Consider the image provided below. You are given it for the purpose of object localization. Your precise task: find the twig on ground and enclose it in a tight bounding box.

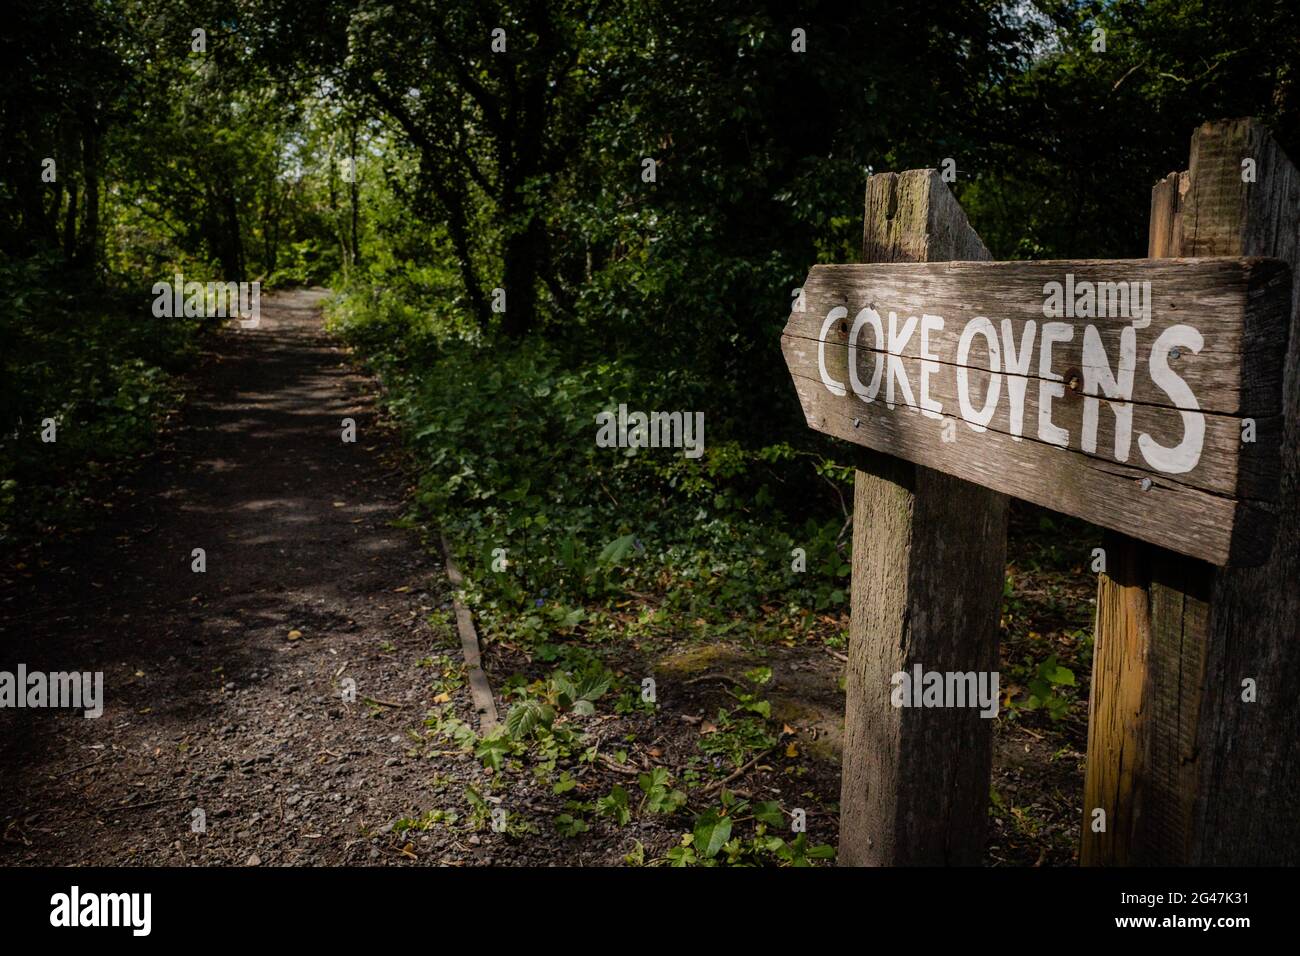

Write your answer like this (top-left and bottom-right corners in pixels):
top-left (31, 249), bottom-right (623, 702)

top-left (51, 755), bottom-right (107, 779)
top-left (684, 673), bottom-right (742, 686)
top-left (703, 745), bottom-right (779, 795)
top-left (599, 756), bottom-right (642, 776)
top-left (362, 696), bottom-right (408, 708)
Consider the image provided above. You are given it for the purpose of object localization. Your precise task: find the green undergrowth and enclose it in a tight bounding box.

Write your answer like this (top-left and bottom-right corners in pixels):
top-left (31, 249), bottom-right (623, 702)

top-left (1000, 508), bottom-right (1098, 728)
top-left (327, 282), bottom-right (849, 865)
top-left (325, 282), bottom-right (854, 650)
top-left (0, 255), bottom-right (199, 548)
top-left (412, 638), bottom-right (835, 866)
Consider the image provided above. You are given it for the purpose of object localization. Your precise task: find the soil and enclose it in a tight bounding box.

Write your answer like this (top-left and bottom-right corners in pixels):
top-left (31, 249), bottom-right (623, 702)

top-left (0, 290), bottom-right (1083, 866)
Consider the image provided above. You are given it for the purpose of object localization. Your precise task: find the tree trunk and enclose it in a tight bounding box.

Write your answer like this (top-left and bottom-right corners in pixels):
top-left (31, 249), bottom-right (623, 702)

top-left (349, 116), bottom-right (361, 269)
top-left (62, 179), bottom-right (78, 261)
top-left (500, 219), bottom-right (542, 337)
top-left (74, 123), bottom-right (100, 268)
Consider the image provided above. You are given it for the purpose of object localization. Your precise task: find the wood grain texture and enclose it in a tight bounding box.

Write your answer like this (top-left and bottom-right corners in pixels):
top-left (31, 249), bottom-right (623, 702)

top-left (837, 169), bottom-right (1007, 866)
top-left (784, 258), bottom-right (1289, 416)
top-left (1085, 118), bottom-right (1300, 865)
top-left (780, 257), bottom-right (1291, 565)
top-left (783, 351), bottom-right (1281, 499)
top-left (784, 360), bottom-right (1276, 567)
top-left (1082, 529), bottom-right (1154, 864)
top-left (1186, 118), bottom-right (1300, 864)
top-left (1148, 171), bottom-right (1189, 258)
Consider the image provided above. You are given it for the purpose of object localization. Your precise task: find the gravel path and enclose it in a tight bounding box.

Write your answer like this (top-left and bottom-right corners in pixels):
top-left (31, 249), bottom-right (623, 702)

top-left (0, 290), bottom-right (487, 865)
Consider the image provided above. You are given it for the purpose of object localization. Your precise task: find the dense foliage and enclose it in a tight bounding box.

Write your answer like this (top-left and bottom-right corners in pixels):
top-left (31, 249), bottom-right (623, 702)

top-left (3, 0), bottom-right (1295, 607)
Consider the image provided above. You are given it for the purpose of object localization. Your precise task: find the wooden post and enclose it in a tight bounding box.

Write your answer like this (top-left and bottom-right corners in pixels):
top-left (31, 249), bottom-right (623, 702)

top-left (838, 170), bottom-right (1008, 865)
top-left (1083, 118), bottom-right (1300, 864)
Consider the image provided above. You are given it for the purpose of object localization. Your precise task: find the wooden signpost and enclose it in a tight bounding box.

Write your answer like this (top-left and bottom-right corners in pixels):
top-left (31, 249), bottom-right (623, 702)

top-left (783, 257), bottom-right (1289, 565)
top-left (783, 118), bottom-right (1299, 865)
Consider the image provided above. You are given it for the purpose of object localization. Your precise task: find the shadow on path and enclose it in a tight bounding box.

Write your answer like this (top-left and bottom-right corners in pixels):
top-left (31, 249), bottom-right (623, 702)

top-left (0, 289), bottom-right (480, 865)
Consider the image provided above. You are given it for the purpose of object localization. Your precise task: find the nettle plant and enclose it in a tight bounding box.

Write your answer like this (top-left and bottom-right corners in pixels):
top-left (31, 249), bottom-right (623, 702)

top-left (503, 665), bottom-right (614, 737)
top-left (458, 654), bottom-right (621, 774)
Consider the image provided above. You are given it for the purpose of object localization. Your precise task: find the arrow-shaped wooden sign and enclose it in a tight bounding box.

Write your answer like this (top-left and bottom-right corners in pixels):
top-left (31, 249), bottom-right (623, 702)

top-left (781, 256), bottom-right (1291, 565)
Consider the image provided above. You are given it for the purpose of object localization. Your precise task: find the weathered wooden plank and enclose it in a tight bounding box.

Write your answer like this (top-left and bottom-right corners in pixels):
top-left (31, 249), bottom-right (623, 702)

top-left (783, 339), bottom-right (1282, 500)
top-left (1084, 168), bottom-right (1189, 866)
top-left (1085, 117), bottom-right (1300, 865)
top-left (787, 365), bottom-right (1271, 566)
top-left (440, 532), bottom-right (499, 731)
top-left (780, 257), bottom-right (1291, 565)
top-left (1147, 171), bottom-right (1188, 259)
top-left (783, 258), bottom-right (1290, 416)
top-left (838, 169), bottom-right (1007, 866)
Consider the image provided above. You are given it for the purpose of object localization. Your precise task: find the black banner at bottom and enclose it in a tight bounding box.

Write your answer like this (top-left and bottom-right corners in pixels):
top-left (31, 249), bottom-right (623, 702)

top-left (0, 865), bottom-right (1284, 941)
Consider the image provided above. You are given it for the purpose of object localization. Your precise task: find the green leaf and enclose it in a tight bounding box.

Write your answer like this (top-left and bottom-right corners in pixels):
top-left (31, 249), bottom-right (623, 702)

top-left (574, 669), bottom-right (612, 701)
top-left (474, 729), bottom-right (511, 771)
top-left (1047, 664), bottom-right (1075, 686)
top-left (693, 810), bottom-right (733, 859)
top-left (554, 813), bottom-right (588, 837)
top-left (505, 699), bottom-right (554, 739)
top-left (595, 785), bottom-right (631, 826)
top-left (596, 534), bottom-right (637, 567)
top-left (666, 844), bottom-right (696, 867)
top-left (548, 671), bottom-right (578, 707)
top-left (752, 801), bottom-right (785, 827)
top-left (638, 767), bottom-right (670, 794)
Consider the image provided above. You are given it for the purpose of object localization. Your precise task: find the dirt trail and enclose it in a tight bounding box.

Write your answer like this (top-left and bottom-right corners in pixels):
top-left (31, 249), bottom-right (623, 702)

top-left (0, 290), bottom-right (481, 865)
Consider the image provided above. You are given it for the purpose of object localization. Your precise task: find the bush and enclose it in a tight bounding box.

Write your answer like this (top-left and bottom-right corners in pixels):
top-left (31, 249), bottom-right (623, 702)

top-left (0, 254), bottom-right (197, 546)
top-left (326, 281), bottom-right (852, 646)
